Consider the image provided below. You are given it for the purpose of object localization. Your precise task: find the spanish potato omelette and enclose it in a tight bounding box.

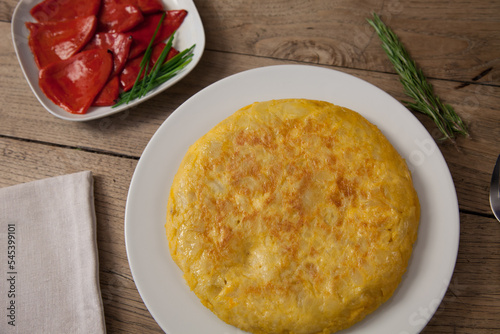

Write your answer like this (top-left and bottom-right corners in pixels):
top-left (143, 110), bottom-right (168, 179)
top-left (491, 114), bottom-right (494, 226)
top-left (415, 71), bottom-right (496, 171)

top-left (165, 99), bottom-right (420, 334)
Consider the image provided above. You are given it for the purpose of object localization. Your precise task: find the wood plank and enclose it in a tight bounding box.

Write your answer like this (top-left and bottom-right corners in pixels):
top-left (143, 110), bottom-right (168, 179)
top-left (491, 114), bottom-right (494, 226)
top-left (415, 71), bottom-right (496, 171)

top-left (2, 18), bottom-right (499, 215)
top-left (193, 0), bottom-right (500, 84)
top-left (1, 137), bottom-right (498, 333)
top-left (0, 136), bottom-right (163, 333)
top-left (422, 212), bottom-right (500, 333)
top-left (0, 0), bottom-right (15, 22)
top-left (2, 0), bottom-right (499, 83)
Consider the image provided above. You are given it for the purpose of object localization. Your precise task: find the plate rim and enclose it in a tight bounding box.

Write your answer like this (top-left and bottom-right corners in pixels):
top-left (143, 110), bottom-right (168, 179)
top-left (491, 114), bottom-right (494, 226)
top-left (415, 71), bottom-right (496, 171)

top-left (125, 64), bottom-right (460, 334)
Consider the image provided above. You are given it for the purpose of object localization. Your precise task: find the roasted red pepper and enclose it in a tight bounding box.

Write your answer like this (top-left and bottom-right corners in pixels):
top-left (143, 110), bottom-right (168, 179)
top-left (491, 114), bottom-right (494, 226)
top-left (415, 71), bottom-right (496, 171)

top-left (119, 56), bottom-right (142, 92)
top-left (155, 10), bottom-right (187, 44)
top-left (29, 0), bottom-right (100, 22)
top-left (93, 75), bottom-right (120, 106)
top-left (98, 0), bottom-right (143, 33)
top-left (128, 10), bottom-right (187, 59)
top-left (151, 42), bottom-right (179, 64)
top-left (135, 0), bottom-right (164, 14)
top-left (84, 32), bottom-right (132, 77)
top-left (26, 15), bottom-right (97, 69)
top-left (119, 43), bottom-right (179, 92)
top-left (39, 49), bottom-right (113, 114)
top-left (27, 0), bottom-right (188, 114)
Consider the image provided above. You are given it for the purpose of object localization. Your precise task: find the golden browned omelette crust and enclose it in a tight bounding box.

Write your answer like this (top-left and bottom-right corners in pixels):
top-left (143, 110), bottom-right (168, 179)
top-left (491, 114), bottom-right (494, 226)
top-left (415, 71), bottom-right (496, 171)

top-left (166, 99), bottom-right (420, 334)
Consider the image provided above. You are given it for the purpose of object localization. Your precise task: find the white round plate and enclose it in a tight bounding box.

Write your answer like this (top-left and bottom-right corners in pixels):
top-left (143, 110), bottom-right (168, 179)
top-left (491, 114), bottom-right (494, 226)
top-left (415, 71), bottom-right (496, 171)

top-left (125, 64), bottom-right (460, 334)
top-left (11, 0), bottom-right (205, 121)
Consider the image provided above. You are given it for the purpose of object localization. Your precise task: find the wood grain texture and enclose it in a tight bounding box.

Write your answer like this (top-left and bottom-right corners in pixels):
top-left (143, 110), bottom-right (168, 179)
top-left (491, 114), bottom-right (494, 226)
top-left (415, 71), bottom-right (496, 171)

top-left (0, 137), bottom-right (161, 333)
top-left (1, 138), bottom-right (498, 334)
top-left (1, 0), bottom-right (499, 332)
top-left (194, 0), bottom-right (500, 84)
top-left (1, 18), bottom-right (498, 215)
top-left (423, 212), bottom-right (500, 334)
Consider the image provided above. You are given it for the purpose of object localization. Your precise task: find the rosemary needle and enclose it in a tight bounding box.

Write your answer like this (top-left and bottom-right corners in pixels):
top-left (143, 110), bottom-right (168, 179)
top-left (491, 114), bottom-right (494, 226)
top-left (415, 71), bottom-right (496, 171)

top-left (367, 13), bottom-right (469, 141)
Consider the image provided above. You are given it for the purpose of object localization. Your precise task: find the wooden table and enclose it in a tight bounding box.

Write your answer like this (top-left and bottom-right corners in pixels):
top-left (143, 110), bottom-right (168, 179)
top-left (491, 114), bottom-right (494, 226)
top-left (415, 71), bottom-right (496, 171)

top-left (1, 0), bottom-right (499, 333)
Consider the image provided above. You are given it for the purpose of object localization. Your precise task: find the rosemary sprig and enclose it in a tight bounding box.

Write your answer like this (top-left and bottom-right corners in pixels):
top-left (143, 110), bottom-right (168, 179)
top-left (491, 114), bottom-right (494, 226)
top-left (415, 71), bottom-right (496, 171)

top-left (367, 13), bottom-right (469, 141)
top-left (113, 12), bottom-right (195, 107)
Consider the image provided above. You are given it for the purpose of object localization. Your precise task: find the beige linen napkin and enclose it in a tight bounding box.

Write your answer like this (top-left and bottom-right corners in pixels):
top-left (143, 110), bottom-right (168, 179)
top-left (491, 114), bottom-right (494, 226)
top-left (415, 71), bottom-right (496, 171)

top-left (0, 171), bottom-right (106, 333)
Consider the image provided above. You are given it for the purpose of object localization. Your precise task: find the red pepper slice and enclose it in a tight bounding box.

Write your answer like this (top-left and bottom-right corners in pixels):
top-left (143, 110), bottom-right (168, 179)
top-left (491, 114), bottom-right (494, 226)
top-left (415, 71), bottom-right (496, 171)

top-left (135, 0), bottom-right (164, 14)
top-left (150, 43), bottom-right (179, 64)
top-left (26, 15), bottom-right (97, 69)
top-left (93, 75), bottom-right (120, 106)
top-left (119, 56), bottom-right (142, 92)
top-left (29, 0), bottom-right (100, 22)
top-left (39, 49), bottom-right (113, 114)
top-left (98, 0), bottom-right (143, 33)
top-left (119, 43), bottom-right (179, 92)
top-left (155, 10), bottom-right (188, 44)
top-left (84, 32), bottom-right (132, 77)
top-left (128, 10), bottom-right (187, 59)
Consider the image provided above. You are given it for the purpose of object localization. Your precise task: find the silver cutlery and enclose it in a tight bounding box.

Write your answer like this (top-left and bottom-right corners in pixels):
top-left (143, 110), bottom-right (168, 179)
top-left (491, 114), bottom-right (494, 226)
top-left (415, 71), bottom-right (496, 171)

top-left (490, 154), bottom-right (500, 222)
